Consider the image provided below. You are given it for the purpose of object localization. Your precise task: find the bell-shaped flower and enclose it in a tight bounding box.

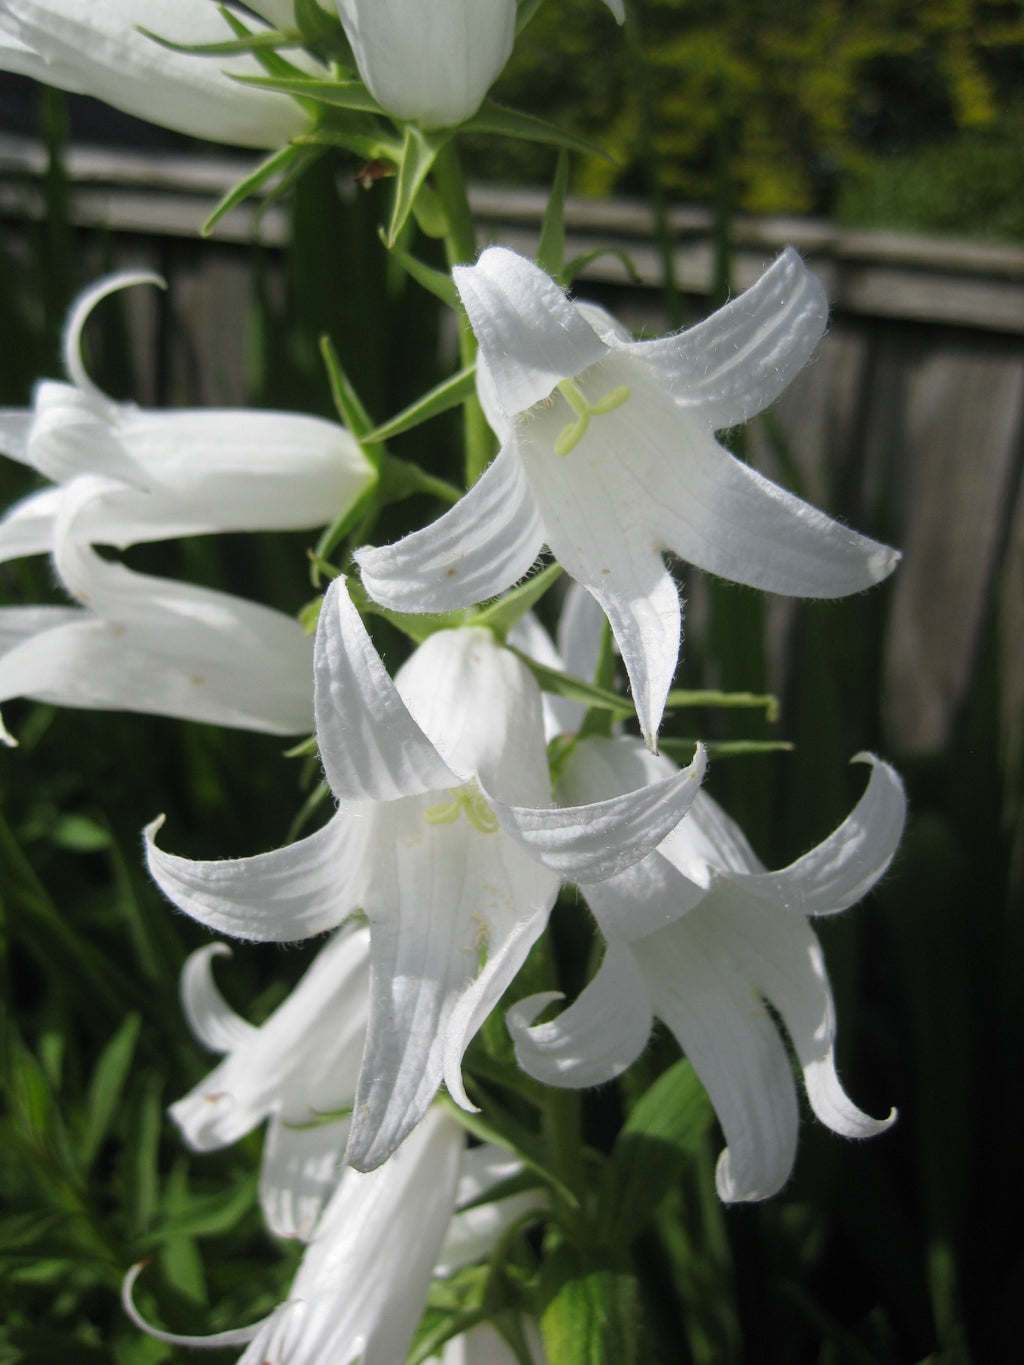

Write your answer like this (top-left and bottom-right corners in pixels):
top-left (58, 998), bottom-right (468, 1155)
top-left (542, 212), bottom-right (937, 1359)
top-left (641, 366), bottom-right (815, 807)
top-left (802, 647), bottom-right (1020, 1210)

top-left (334, 0), bottom-right (624, 129)
top-left (170, 924), bottom-right (371, 1241)
top-left (508, 744), bottom-right (906, 1202)
top-left (0, 0), bottom-right (317, 148)
top-left (334, 0), bottom-right (515, 128)
top-left (126, 1105), bottom-right (547, 1365)
top-left (356, 246), bottom-right (900, 748)
top-left (146, 575), bottom-right (706, 1170)
top-left (0, 476), bottom-right (314, 742)
top-left (0, 275), bottom-right (375, 567)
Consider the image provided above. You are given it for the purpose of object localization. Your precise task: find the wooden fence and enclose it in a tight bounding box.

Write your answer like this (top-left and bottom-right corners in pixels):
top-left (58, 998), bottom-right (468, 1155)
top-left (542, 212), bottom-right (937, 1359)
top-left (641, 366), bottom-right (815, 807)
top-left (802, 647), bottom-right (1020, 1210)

top-left (1, 134), bottom-right (1022, 763)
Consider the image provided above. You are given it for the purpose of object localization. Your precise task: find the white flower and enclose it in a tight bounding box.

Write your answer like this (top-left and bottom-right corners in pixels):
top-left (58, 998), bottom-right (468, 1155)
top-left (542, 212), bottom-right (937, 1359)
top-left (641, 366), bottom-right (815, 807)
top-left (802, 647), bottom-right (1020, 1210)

top-left (507, 744), bottom-right (907, 1202)
top-left (170, 924), bottom-right (371, 1241)
top-left (356, 246), bottom-right (900, 748)
top-left (0, 0), bottom-right (315, 148)
top-left (126, 1107), bottom-right (545, 1365)
top-left (0, 477), bottom-right (315, 742)
top-left (146, 575), bottom-right (706, 1170)
top-left (333, 0), bottom-right (515, 127)
top-left (0, 275), bottom-right (375, 567)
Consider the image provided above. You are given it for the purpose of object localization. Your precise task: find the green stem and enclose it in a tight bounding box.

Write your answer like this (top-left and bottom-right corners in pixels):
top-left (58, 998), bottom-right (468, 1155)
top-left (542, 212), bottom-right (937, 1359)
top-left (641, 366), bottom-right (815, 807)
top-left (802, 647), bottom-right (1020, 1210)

top-left (432, 141), bottom-right (494, 486)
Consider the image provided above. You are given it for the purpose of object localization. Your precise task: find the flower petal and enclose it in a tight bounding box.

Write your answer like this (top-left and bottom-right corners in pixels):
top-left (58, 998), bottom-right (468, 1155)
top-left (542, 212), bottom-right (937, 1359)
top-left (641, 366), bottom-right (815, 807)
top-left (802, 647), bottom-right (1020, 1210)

top-left (346, 805), bottom-right (558, 1170)
top-left (246, 1108), bottom-right (464, 1365)
top-left (0, 408), bottom-right (33, 465)
top-left (624, 247), bottom-right (828, 430)
top-left (740, 905), bottom-right (896, 1141)
top-left (313, 577), bottom-right (459, 803)
top-left (486, 742), bottom-right (705, 882)
top-left (260, 1114), bottom-right (349, 1241)
top-left (62, 272), bottom-right (163, 401)
top-left (355, 439), bottom-right (545, 613)
top-left (634, 908), bottom-right (800, 1202)
top-left (395, 625), bottom-right (551, 805)
top-left (651, 418), bottom-right (900, 596)
top-left (0, 487), bottom-right (62, 564)
top-left (507, 943), bottom-right (653, 1088)
top-left (146, 811), bottom-right (366, 943)
top-left (179, 943), bottom-right (256, 1054)
top-left (454, 247), bottom-right (608, 415)
top-left (744, 755), bottom-right (906, 915)
top-left (0, 0), bottom-right (313, 149)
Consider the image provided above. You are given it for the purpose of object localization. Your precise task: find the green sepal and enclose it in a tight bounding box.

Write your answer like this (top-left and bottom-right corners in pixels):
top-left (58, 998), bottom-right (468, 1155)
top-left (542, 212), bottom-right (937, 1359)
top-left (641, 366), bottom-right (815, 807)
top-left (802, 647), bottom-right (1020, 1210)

top-left (388, 125), bottom-right (452, 247)
top-left (362, 365), bottom-right (477, 444)
top-left (201, 143), bottom-right (320, 237)
top-left (538, 151), bottom-right (570, 281)
top-left (474, 563), bottom-right (564, 638)
top-left (601, 1058), bottom-right (714, 1244)
top-left (214, 4), bottom-right (311, 80)
top-left (293, 0), bottom-right (353, 62)
top-left (664, 687), bottom-right (780, 721)
top-left (292, 125), bottom-right (402, 162)
top-left (135, 27), bottom-right (303, 57)
top-left (229, 73), bottom-right (384, 115)
top-left (507, 649), bottom-right (634, 718)
top-left (464, 101), bottom-right (613, 162)
top-left (382, 232), bottom-right (459, 307)
top-left (282, 733), bottom-right (318, 758)
top-left (319, 335), bottom-right (377, 440)
top-left (409, 179), bottom-right (447, 238)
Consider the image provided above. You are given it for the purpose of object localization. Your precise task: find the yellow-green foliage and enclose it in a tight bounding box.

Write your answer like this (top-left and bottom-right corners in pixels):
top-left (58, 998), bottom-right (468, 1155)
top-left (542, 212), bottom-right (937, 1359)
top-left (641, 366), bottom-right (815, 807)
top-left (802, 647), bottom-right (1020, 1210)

top-left (491, 0), bottom-right (1023, 220)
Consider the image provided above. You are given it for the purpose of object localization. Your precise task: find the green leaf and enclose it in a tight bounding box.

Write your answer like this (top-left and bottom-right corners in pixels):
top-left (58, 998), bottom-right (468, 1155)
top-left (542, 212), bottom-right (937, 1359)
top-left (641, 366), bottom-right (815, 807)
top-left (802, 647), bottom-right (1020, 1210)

top-left (229, 74), bottom-right (384, 114)
top-left (538, 151), bottom-right (570, 280)
top-left (351, 576), bottom-right (474, 644)
top-left (602, 1059), bottom-right (713, 1242)
top-left (201, 143), bottom-right (317, 237)
top-left (664, 687), bottom-right (780, 721)
top-left (660, 737), bottom-right (793, 761)
top-left (135, 27), bottom-right (302, 58)
top-left (388, 125), bottom-right (451, 247)
top-left (79, 1013), bottom-right (142, 1172)
top-left (464, 101), bottom-right (613, 162)
top-left (318, 335), bottom-right (376, 441)
top-left (362, 366), bottom-right (477, 444)
top-left (564, 247), bottom-right (641, 286)
top-left (516, 0), bottom-right (548, 36)
top-left (382, 233), bottom-right (459, 307)
top-left (144, 1173), bottom-right (257, 1246)
top-left (214, 4), bottom-right (309, 80)
top-left (540, 1243), bottom-right (643, 1365)
top-left (474, 563), bottom-right (564, 638)
top-left (47, 814), bottom-right (111, 853)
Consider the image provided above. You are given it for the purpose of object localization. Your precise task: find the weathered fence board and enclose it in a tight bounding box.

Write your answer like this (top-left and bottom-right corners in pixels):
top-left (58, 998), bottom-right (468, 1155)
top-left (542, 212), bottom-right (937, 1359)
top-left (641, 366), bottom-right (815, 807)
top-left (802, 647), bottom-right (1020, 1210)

top-left (2, 135), bottom-right (1021, 760)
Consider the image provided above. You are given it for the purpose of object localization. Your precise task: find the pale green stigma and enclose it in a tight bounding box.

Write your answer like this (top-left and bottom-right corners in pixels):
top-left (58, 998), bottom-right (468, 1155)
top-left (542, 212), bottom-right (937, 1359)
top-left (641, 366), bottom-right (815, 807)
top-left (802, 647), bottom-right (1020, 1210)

top-left (553, 377), bottom-right (632, 457)
top-left (424, 783), bottom-right (499, 834)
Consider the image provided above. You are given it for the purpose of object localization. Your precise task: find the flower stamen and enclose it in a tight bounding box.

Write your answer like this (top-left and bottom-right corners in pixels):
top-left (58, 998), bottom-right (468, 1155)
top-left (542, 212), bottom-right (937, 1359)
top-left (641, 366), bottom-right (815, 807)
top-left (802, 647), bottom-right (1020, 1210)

top-left (424, 783), bottom-right (498, 834)
top-left (553, 378), bottom-right (632, 457)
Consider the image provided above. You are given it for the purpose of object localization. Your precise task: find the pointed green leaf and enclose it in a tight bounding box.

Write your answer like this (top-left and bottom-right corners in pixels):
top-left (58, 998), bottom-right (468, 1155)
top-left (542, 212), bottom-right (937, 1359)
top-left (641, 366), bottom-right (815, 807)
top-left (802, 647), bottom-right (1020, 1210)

top-left (379, 232), bottom-right (458, 307)
top-left (665, 688), bottom-right (780, 721)
top-left (602, 1059), bottom-right (713, 1242)
top-left (388, 125), bottom-right (451, 247)
top-left (318, 335), bottom-right (376, 441)
top-left (79, 1013), bottom-right (142, 1172)
top-left (201, 143), bottom-right (315, 237)
top-left (564, 247), bottom-right (641, 286)
top-left (294, 0), bottom-right (353, 61)
top-left (540, 1243), bottom-right (643, 1365)
top-left (464, 101), bottom-right (613, 162)
top-left (538, 151), bottom-right (570, 280)
top-left (362, 366), bottom-right (477, 444)
top-left (136, 27), bottom-right (302, 57)
top-left (506, 648), bottom-right (635, 717)
top-left (660, 737), bottom-right (793, 762)
top-left (215, 3), bottom-right (310, 79)
top-left (229, 74), bottom-right (384, 114)
top-left (474, 563), bottom-right (564, 637)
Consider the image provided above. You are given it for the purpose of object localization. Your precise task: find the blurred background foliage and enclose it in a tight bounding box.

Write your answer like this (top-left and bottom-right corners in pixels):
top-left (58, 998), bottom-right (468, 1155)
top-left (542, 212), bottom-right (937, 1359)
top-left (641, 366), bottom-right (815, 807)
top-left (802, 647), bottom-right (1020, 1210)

top-left (487, 0), bottom-right (1024, 235)
top-left (1, 0), bottom-right (1022, 1360)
